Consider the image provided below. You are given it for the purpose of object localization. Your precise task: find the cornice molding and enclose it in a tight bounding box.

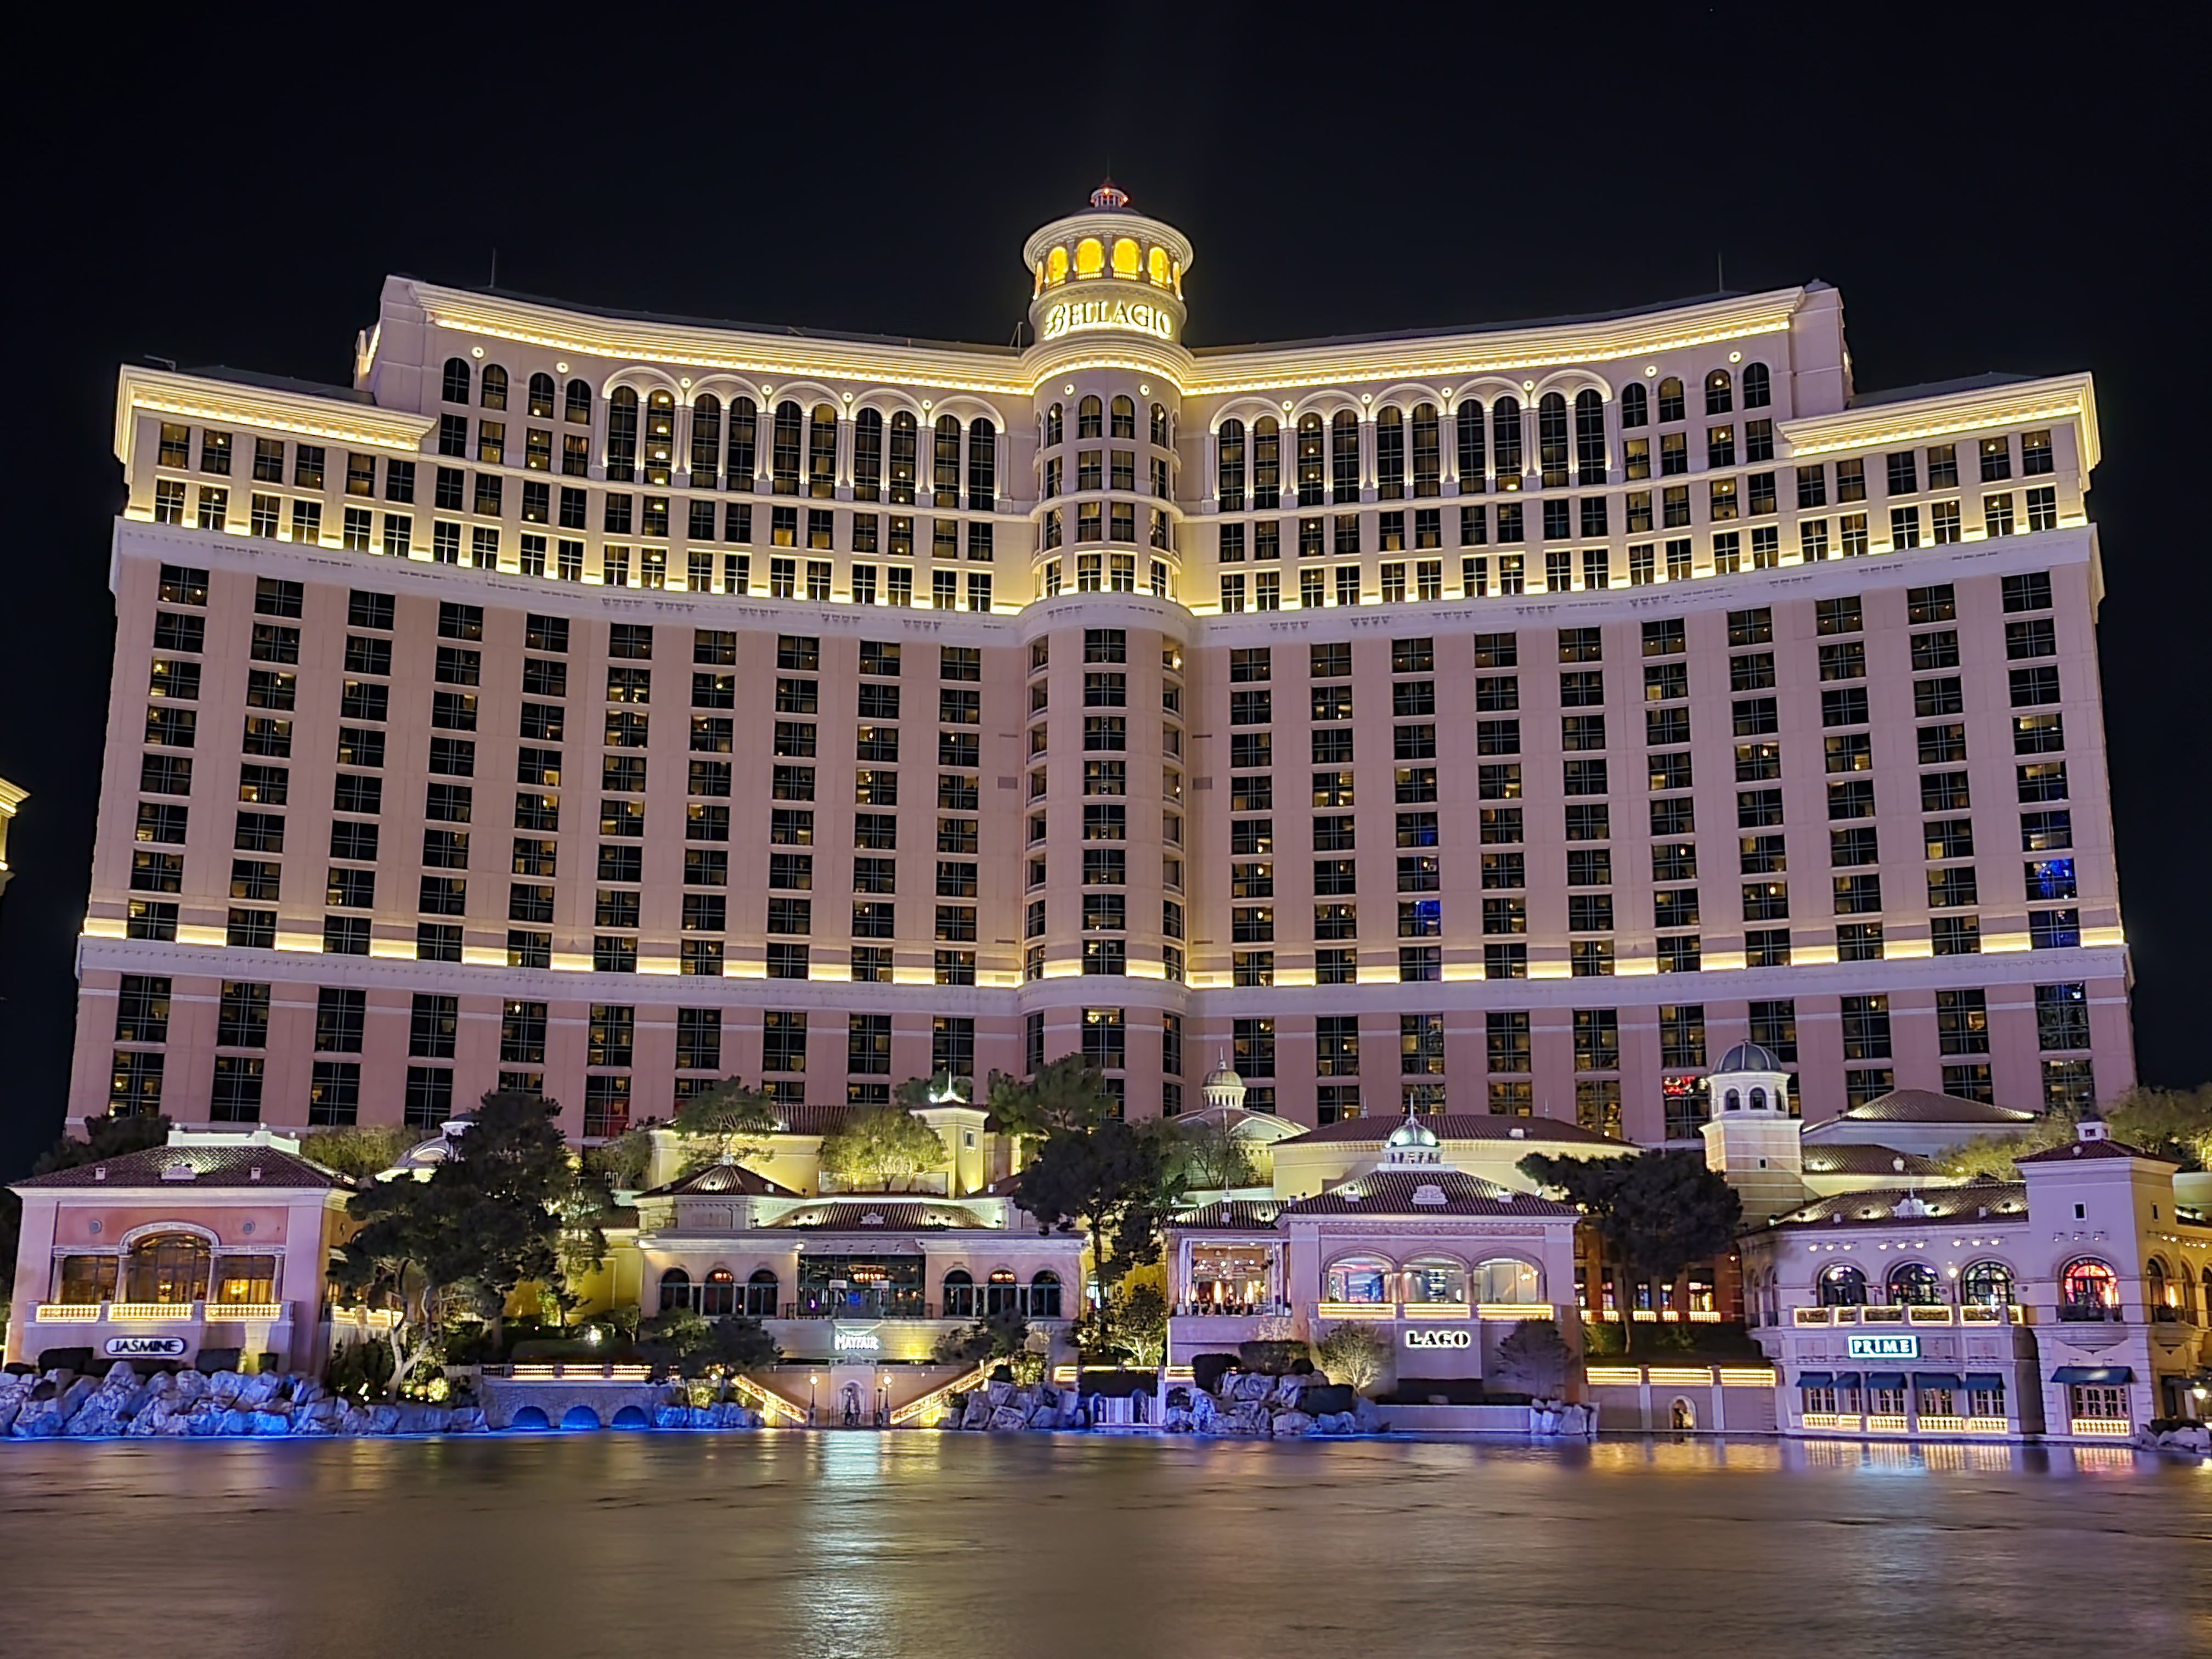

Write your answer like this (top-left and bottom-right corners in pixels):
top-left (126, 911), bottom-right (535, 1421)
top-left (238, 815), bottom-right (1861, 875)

top-left (1781, 374), bottom-right (2099, 467)
top-left (114, 366), bottom-right (436, 471)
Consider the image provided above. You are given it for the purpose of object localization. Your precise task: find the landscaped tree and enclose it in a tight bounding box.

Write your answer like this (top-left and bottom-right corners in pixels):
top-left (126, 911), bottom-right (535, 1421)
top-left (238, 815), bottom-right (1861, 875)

top-left (1111, 1278), bottom-right (1170, 1367)
top-left (1313, 1321), bottom-right (1391, 1392)
top-left (670, 1078), bottom-right (778, 1172)
top-left (2108, 1084), bottom-right (2212, 1170)
top-left (1935, 1115), bottom-right (2075, 1179)
top-left (933, 1308), bottom-right (1031, 1366)
top-left (1010, 1102), bottom-right (1184, 1356)
top-left (1517, 1149), bottom-right (1743, 1353)
top-left (818, 1104), bottom-right (947, 1191)
top-left (1164, 1116), bottom-right (1260, 1192)
top-left (986, 1054), bottom-right (1119, 1142)
top-left (301, 1124), bottom-right (415, 1178)
top-left (334, 1091), bottom-right (578, 1393)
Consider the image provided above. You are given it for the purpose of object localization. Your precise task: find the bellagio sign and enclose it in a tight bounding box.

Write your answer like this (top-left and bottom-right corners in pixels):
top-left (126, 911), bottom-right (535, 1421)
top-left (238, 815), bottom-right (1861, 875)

top-left (1041, 296), bottom-right (1175, 343)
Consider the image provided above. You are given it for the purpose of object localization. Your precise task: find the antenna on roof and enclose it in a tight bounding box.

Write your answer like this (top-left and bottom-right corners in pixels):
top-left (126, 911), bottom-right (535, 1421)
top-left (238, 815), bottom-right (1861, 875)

top-left (489, 249), bottom-right (498, 290)
top-left (1716, 250), bottom-right (1724, 292)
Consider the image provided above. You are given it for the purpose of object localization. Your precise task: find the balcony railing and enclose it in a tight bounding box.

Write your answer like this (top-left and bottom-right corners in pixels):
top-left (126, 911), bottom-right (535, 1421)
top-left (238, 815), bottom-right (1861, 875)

top-left (33, 1300), bottom-right (289, 1324)
top-left (1172, 1300), bottom-right (1290, 1318)
top-left (1793, 1303), bottom-right (2022, 1327)
top-left (1311, 1301), bottom-right (1557, 1323)
top-left (2069, 1417), bottom-right (2132, 1436)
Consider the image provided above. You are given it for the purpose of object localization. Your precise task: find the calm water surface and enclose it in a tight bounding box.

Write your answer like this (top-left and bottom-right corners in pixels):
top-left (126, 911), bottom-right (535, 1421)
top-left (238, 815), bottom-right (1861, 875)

top-left (2, 1434), bottom-right (2206, 1658)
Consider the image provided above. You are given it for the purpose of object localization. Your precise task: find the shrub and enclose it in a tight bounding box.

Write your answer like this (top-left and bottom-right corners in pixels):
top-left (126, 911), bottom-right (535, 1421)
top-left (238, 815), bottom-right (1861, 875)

top-left (1237, 1339), bottom-right (1308, 1376)
top-left (1580, 1317), bottom-right (1627, 1357)
top-left (1312, 1322), bottom-right (1391, 1393)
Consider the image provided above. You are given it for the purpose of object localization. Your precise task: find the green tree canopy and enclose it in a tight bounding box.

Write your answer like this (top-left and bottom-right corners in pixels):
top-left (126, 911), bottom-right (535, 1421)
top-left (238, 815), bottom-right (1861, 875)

top-left (818, 1106), bottom-right (947, 1191)
top-left (1936, 1086), bottom-right (2212, 1178)
top-left (670, 1079), bottom-right (778, 1172)
top-left (1517, 1149), bottom-right (1743, 1352)
top-left (300, 1124), bottom-right (415, 1179)
top-left (1011, 1116), bottom-right (1183, 1350)
top-left (986, 1054), bottom-right (1118, 1141)
top-left (1161, 1116), bottom-right (1260, 1192)
top-left (334, 1092), bottom-right (577, 1393)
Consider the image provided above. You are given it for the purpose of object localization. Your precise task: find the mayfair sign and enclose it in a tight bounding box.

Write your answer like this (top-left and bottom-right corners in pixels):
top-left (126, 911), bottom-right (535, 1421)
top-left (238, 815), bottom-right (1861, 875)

top-left (1402, 1328), bottom-right (1472, 1350)
top-left (832, 1325), bottom-right (882, 1353)
top-left (1845, 1333), bottom-right (1919, 1360)
top-left (1041, 295), bottom-right (1175, 343)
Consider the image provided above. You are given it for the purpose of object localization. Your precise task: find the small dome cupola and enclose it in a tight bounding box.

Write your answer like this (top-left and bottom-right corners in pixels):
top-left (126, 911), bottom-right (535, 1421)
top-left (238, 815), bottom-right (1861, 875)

top-left (1200, 1054), bottom-right (1246, 1113)
top-left (1708, 1040), bottom-right (1792, 1115)
top-left (1380, 1109), bottom-right (1446, 1168)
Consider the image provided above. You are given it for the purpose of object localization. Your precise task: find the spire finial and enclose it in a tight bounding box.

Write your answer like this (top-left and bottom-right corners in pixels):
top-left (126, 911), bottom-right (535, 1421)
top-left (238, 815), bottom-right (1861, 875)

top-left (1090, 178), bottom-right (1129, 210)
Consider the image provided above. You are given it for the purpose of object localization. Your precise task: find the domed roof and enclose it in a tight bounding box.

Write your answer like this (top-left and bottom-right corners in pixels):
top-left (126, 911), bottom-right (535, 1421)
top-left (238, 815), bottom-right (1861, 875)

top-left (1715, 1041), bottom-right (1786, 1074)
top-left (1201, 1058), bottom-right (1243, 1090)
top-left (1384, 1114), bottom-right (1440, 1150)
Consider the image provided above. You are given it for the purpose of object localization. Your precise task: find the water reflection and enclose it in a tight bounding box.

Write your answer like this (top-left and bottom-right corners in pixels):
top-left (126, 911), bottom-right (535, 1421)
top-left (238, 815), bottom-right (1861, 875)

top-left (0, 1436), bottom-right (2203, 1659)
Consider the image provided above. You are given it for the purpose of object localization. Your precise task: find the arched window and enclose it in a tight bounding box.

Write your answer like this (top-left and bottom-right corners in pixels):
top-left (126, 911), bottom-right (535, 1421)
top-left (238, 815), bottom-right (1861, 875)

top-left (1044, 403), bottom-right (1063, 448)
top-left (1742, 363), bottom-right (1771, 409)
top-left (1045, 246), bottom-right (1068, 286)
top-left (1251, 417), bottom-right (1280, 508)
top-left (1405, 1257), bottom-right (1469, 1304)
top-left (441, 357), bottom-right (471, 404)
top-left (744, 1268), bottom-right (779, 1318)
top-left (809, 405), bottom-right (838, 499)
top-left (212, 1254), bottom-right (276, 1305)
top-left (689, 394), bottom-right (721, 488)
top-left (1150, 403), bottom-right (1169, 447)
top-left (479, 364), bottom-right (508, 411)
top-left (125, 1234), bottom-right (209, 1304)
top-left (1473, 1257), bottom-right (1539, 1304)
top-left (1621, 382), bottom-right (1649, 428)
top-left (852, 408), bottom-right (883, 501)
top-left (888, 411), bottom-right (918, 504)
top-left (565, 378), bottom-right (592, 425)
top-left (1961, 1260), bottom-right (2015, 1307)
top-left (942, 1268), bottom-right (974, 1318)
top-left (1295, 414), bottom-right (1325, 506)
top-left (771, 401), bottom-right (803, 494)
top-left (967, 417), bottom-right (997, 509)
top-left (1078, 396), bottom-right (1103, 440)
top-left (1724, 1088), bottom-right (1742, 1111)
top-left (644, 390), bottom-right (675, 487)
top-left (1329, 410), bottom-right (1359, 501)
top-left (1147, 246), bottom-right (1169, 287)
top-left (606, 387), bottom-right (639, 483)
top-left (1110, 396), bottom-right (1136, 439)
top-left (2059, 1257), bottom-right (2117, 1318)
top-left (1656, 377), bottom-right (1685, 424)
top-left (1888, 1261), bottom-right (1942, 1305)
top-left (1748, 1087), bottom-right (1768, 1110)
top-left (1574, 389), bottom-right (1605, 487)
top-left (1491, 396), bottom-right (1523, 484)
top-left (727, 396), bottom-right (758, 488)
top-left (1217, 419), bottom-right (1246, 509)
top-left (1704, 369), bottom-right (1733, 416)
top-left (1455, 399), bottom-right (1486, 490)
top-left (1410, 403), bottom-right (1440, 496)
top-left (984, 1267), bottom-right (1021, 1316)
top-left (1818, 1262), bottom-right (1869, 1306)
top-left (930, 414), bottom-right (961, 505)
top-left (657, 1268), bottom-right (693, 1312)
top-left (1028, 1270), bottom-right (1062, 1318)
top-left (2146, 1257), bottom-right (2170, 1314)
top-left (1325, 1254), bottom-right (1394, 1304)
top-left (1074, 238), bottom-right (1104, 278)
top-left (527, 373), bottom-right (556, 420)
top-left (701, 1268), bottom-right (737, 1316)
top-left (1374, 407), bottom-right (1405, 499)
top-left (1111, 237), bottom-right (1139, 278)
top-left (1537, 392), bottom-right (1570, 489)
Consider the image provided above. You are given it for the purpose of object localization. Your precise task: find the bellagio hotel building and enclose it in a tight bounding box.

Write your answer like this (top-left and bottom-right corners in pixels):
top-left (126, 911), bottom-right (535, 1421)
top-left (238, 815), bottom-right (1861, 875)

top-left (81, 184), bottom-right (2128, 1145)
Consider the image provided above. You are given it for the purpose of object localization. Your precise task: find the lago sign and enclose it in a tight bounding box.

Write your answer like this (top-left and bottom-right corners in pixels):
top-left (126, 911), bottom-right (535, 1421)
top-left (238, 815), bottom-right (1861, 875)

top-left (1402, 1328), bottom-right (1473, 1350)
top-left (1845, 1333), bottom-right (1919, 1360)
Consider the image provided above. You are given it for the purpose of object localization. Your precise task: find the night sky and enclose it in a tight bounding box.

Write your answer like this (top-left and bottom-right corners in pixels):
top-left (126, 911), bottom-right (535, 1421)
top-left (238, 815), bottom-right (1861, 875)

top-left (3, 10), bottom-right (2196, 1180)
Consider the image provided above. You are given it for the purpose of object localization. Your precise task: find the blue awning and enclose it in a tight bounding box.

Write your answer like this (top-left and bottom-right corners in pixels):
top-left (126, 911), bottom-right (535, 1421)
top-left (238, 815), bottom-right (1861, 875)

top-left (1796, 1372), bottom-right (1833, 1389)
top-left (1963, 1373), bottom-right (2006, 1391)
top-left (1831, 1372), bottom-right (1863, 1389)
top-left (1914, 1372), bottom-right (1963, 1389)
top-left (2051, 1365), bottom-right (2132, 1385)
top-left (1867, 1372), bottom-right (1908, 1389)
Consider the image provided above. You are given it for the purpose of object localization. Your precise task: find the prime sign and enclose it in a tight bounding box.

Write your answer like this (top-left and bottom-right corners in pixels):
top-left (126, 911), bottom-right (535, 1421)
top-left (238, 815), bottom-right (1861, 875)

top-left (1844, 1333), bottom-right (1919, 1361)
top-left (1041, 296), bottom-right (1175, 343)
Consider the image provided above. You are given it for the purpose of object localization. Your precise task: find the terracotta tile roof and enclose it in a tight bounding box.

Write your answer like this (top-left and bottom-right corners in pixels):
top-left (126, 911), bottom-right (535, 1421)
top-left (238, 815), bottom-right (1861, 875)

top-left (1278, 1113), bottom-right (1630, 1149)
top-left (1283, 1170), bottom-right (1579, 1218)
top-left (14, 1144), bottom-right (347, 1191)
top-left (763, 1103), bottom-right (870, 1136)
top-left (1169, 1199), bottom-right (1285, 1229)
top-left (639, 1162), bottom-right (802, 1199)
top-left (2015, 1137), bottom-right (2169, 1165)
top-left (1765, 1181), bottom-right (2028, 1229)
top-left (764, 1201), bottom-right (993, 1231)
top-left (1838, 1089), bottom-right (2037, 1125)
top-left (1801, 1145), bottom-right (1949, 1177)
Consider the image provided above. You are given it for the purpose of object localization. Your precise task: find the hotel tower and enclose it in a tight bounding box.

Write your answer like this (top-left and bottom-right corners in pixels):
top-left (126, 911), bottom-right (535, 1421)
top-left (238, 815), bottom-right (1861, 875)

top-left (81, 184), bottom-right (2127, 1144)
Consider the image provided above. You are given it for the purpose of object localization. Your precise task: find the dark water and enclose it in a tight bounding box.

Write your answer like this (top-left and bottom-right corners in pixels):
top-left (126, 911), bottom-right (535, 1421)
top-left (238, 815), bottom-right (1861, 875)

top-left (1, 1435), bottom-right (2206, 1657)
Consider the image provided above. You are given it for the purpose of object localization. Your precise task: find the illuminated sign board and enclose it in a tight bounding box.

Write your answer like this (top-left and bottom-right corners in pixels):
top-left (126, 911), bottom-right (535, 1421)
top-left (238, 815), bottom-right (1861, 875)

top-left (1402, 1328), bottom-right (1472, 1350)
top-left (832, 1325), bottom-right (882, 1353)
top-left (1041, 295), bottom-right (1175, 343)
top-left (105, 1335), bottom-right (188, 1358)
top-left (1844, 1333), bottom-right (1918, 1360)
